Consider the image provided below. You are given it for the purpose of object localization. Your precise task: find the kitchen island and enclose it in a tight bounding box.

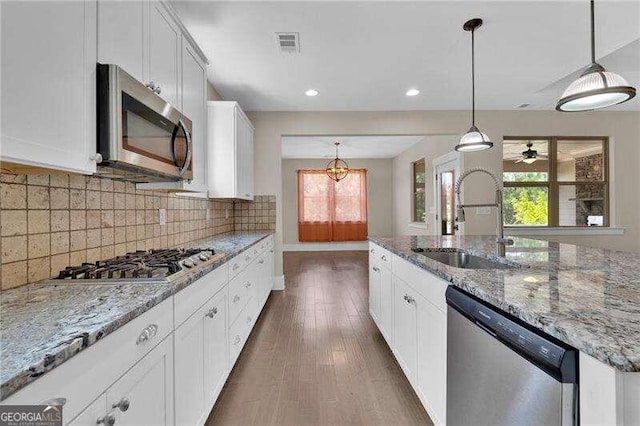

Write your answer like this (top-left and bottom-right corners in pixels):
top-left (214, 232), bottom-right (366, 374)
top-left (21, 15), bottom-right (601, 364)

top-left (368, 235), bottom-right (640, 426)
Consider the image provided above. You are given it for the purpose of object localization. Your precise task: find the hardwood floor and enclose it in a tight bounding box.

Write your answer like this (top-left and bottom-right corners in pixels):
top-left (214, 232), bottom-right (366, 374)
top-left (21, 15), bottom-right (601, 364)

top-left (206, 251), bottom-right (433, 426)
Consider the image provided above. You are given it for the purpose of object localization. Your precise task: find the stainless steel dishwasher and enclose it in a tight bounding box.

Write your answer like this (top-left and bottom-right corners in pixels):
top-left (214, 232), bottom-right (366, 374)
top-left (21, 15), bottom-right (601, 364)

top-left (446, 287), bottom-right (579, 426)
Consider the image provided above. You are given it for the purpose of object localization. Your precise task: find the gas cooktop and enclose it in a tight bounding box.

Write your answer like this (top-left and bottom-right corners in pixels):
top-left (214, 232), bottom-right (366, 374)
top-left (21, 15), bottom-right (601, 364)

top-left (55, 248), bottom-right (216, 281)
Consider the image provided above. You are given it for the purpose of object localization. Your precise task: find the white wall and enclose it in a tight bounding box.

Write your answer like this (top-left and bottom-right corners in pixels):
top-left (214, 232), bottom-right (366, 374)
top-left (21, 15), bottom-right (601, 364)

top-left (392, 135), bottom-right (459, 235)
top-left (248, 110), bottom-right (640, 276)
top-left (281, 158), bottom-right (394, 244)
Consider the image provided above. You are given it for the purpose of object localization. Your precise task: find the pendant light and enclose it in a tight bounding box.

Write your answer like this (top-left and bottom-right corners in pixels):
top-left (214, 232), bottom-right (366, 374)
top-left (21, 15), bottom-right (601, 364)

top-left (326, 142), bottom-right (349, 182)
top-left (556, 0), bottom-right (636, 112)
top-left (455, 18), bottom-right (493, 152)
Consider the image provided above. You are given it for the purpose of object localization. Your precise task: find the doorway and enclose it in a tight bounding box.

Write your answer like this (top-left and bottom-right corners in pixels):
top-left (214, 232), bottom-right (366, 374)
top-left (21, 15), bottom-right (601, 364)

top-left (433, 152), bottom-right (462, 236)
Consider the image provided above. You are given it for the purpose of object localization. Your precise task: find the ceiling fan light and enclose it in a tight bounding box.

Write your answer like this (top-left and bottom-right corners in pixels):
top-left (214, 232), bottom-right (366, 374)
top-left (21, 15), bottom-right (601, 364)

top-left (455, 126), bottom-right (493, 152)
top-left (557, 63), bottom-right (636, 112)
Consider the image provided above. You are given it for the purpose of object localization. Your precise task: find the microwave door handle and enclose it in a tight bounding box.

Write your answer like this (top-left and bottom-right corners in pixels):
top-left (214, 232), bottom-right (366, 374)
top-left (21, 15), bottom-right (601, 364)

top-left (171, 119), bottom-right (192, 177)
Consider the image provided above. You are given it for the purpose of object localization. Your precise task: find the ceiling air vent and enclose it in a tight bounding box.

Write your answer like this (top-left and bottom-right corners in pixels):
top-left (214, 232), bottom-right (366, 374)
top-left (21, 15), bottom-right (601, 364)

top-left (276, 32), bottom-right (300, 53)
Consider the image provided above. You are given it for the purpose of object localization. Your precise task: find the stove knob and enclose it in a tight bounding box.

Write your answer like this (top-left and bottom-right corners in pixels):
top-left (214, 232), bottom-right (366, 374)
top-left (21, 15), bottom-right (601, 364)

top-left (183, 259), bottom-right (195, 268)
top-left (199, 253), bottom-right (209, 261)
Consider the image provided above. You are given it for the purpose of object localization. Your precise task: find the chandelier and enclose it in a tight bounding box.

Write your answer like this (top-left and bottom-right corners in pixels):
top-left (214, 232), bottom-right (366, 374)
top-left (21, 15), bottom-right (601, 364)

top-left (326, 142), bottom-right (349, 182)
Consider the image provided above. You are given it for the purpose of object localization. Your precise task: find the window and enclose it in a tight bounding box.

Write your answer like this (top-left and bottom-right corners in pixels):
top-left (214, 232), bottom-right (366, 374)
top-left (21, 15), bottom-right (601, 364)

top-left (297, 169), bottom-right (368, 242)
top-left (502, 137), bottom-right (608, 227)
top-left (412, 159), bottom-right (426, 222)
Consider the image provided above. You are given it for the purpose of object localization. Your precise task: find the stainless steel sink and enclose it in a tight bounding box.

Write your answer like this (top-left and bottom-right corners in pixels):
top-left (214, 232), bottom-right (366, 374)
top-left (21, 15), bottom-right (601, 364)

top-left (411, 248), bottom-right (519, 270)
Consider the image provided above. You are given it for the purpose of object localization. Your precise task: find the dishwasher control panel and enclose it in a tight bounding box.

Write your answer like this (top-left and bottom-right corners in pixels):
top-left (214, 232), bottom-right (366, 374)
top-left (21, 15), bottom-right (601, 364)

top-left (446, 286), bottom-right (577, 383)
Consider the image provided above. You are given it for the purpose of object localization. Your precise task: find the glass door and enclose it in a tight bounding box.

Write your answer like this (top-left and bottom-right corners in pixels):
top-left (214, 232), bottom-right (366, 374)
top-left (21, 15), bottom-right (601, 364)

top-left (439, 170), bottom-right (456, 235)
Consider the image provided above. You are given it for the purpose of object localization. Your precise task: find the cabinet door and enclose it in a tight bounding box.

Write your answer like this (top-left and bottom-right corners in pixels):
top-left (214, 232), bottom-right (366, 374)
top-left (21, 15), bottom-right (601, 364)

top-left (68, 394), bottom-right (107, 426)
top-left (369, 261), bottom-right (381, 324)
top-left (180, 42), bottom-right (208, 192)
top-left (245, 124), bottom-right (254, 199)
top-left (148, 1), bottom-right (180, 107)
top-left (174, 307), bottom-right (207, 426)
top-left (106, 336), bottom-right (174, 426)
top-left (1, 0), bottom-right (97, 174)
top-left (417, 299), bottom-right (447, 425)
top-left (392, 276), bottom-right (418, 384)
top-left (97, 0), bottom-right (147, 83)
top-left (203, 289), bottom-right (228, 408)
top-left (379, 265), bottom-right (393, 345)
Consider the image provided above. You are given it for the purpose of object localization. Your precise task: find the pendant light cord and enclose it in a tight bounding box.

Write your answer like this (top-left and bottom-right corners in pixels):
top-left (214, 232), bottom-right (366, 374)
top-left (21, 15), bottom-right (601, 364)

top-left (471, 27), bottom-right (476, 126)
top-left (590, 0), bottom-right (596, 63)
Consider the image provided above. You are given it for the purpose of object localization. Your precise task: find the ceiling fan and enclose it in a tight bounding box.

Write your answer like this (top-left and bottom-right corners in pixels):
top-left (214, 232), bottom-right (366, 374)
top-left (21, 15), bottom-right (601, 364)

top-left (509, 142), bottom-right (549, 164)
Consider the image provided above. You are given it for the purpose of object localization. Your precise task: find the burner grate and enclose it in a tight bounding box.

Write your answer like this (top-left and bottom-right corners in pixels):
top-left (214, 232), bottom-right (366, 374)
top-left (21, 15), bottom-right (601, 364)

top-left (55, 248), bottom-right (215, 280)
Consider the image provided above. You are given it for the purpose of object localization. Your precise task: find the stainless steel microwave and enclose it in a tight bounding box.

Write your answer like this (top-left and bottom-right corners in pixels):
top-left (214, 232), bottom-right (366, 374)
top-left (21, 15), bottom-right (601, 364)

top-left (96, 64), bottom-right (193, 182)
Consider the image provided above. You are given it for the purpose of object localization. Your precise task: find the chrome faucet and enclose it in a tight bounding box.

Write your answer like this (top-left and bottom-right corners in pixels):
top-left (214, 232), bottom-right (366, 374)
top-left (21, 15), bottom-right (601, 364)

top-left (454, 167), bottom-right (514, 256)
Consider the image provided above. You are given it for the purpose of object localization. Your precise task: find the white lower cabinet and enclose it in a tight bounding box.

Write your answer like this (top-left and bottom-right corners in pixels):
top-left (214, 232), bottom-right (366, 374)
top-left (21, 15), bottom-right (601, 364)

top-left (105, 336), bottom-right (174, 426)
top-left (68, 395), bottom-right (107, 426)
top-left (379, 265), bottom-right (393, 344)
top-left (174, 287), bottom-right (228, 426)
top-left (2, 237), bottom-right (275, 426)
top-left (370, 242), bottom-right (447, 425)
top-left (392, 276), bottom-right (418, 385)
top-left (369, 260), bottom-right (381, 324)
top-left (203, 290), bottom-right (228, 409)
top-left (416, 297), bottom-right (447, 425)
top-left (174, 306), bottom-right (208, 426)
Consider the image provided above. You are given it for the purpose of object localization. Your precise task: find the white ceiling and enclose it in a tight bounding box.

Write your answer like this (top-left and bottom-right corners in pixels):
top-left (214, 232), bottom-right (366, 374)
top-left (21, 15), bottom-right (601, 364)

top-left (281, 135), bottom-right (425, 159)
top-left (172, 1), bottom-right (640, 112)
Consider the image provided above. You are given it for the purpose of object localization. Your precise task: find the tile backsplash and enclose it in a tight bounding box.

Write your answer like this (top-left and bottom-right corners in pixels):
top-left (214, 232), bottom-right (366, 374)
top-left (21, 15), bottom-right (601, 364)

top-left (0, 173), bottom-right (275, 290)
top-left (234, 195), bottom-right (276, 232)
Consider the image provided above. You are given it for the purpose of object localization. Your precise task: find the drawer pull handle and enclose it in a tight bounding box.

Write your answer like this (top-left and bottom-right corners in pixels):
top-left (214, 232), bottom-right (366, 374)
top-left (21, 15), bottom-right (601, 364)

top-left (112, 397), bottom-right (130, 412)
top-left (247, 316), bottom-right (252, 324)
top-left (233, 294), bottom-right (241, 303)
top-left (40, 398), bottom-right (66, 406)
top-left (372, 266), bottom-right (380, 272)
top-left (404, 294), bottom-right (415, 305)
top-left (233, 335), bottom-right (241, 345)
top-left (258, 259), bottom-right (265, 264)
top-left (370, 248), bottom-right (375, 253)
top-left (245, 282), bottom-right (252, 288)
top-left (381, 255), bottom-right (387, 261)
top-left (245, 255), bottom-right (251, 261)
top-left (233, 263), bottom-right (240, 271)
top-left (269, 249), bottom-right (274, 253)
top-left (205, 307), bottom-right (218, 318)
top-left (136, 324), bottom-right (158, 345)
top-left (97, 413), bottom-right (116, 426)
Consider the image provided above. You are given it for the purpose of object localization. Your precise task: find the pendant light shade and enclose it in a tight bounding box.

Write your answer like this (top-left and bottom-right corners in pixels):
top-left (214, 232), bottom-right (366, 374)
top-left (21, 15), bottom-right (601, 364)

top-left (556, 0), bottom-right (636, 112)
top-left (455, 18), bottom-right (493, 153)
top-left (458, 126), bottom-right (493, 152)
top-left (326, 142), bottom-right (349, 182)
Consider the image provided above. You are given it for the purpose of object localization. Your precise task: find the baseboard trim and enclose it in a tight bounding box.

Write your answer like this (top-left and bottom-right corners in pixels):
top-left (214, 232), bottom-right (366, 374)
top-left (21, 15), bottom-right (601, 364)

top-left (283, 242), bottom-right (368, 251)
top-left (273, 275), bottom-right (285, 290)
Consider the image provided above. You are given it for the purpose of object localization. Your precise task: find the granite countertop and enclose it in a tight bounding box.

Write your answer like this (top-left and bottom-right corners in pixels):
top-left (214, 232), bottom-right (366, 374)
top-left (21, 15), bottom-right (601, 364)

top-left (369, 235), bottom-right (640, 373)
top-left (0, 231), bottom-right (273, 400)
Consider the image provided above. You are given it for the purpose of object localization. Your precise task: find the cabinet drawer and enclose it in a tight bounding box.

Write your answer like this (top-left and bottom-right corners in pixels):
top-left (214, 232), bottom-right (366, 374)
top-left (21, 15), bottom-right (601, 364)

top-left (393, 255), bottom-right (448, 313)
top-left (369, 243), bottom-right (391, 269)
top-left (228, 303), bottom-right (251, 368)
top-left (228, 249), bottom-right (254, 280)
top-left (1, 298), bottom-right (173, 422)
top-left (174, 263), bottom-right (228, 328)
top-left (228, 268), bottom-right (251, 324)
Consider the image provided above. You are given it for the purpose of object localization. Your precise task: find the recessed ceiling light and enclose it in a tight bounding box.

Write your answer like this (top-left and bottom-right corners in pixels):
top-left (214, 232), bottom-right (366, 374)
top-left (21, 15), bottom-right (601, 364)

top-left (305, 89), bottom-right (319, 97)
top-left (406, 89), bottom-right (420, 97)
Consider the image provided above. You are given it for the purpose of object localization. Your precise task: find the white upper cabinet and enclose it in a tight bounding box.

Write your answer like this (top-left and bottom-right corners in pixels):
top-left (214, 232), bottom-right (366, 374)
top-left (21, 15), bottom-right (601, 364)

top-left (207, 101), bottom-right (255, 200)
top-left (0, 0), bottom-right (98, 174)
top-left (97, 0), bottom-right (147, 83)
top-left (148, 1), bottom-right (181, 107)
top-left (98, 0), bottom-right (180, 107)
